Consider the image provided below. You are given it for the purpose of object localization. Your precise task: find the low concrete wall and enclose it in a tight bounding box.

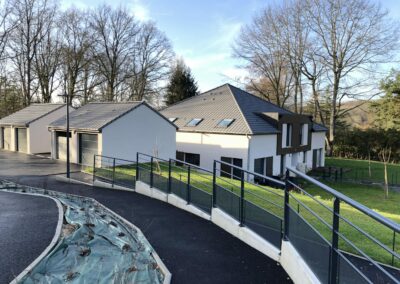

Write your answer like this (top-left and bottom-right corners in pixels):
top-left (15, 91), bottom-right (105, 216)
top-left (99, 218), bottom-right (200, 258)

top-left (280, 240), bottom-right (320, 284)
top-left (136, 181), bottom-right (168, 202)
top-left (211, 208), bottom-right (281, 262)
top-left (167, 194), bottom-right (211, 221)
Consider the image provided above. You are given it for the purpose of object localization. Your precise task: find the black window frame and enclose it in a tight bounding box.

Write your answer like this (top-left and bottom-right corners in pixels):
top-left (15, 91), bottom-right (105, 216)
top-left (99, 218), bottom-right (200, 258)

top-left (220, 156), bottom-right (243, 180)
top-left (286, 124), bottom-right (292, 147)
top-left (176, 151), bottom-right (200, 166)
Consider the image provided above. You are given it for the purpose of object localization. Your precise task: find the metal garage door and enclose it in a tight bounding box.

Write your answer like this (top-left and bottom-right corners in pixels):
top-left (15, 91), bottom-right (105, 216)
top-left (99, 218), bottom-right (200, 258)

top-left (56, 132), bottom-right (70, 160)
top-left (79, 133), bottom-right (98, 165)
top-left (16, 128), bottom-right (27, 153)
top-left (3, 127), bottom-right (11, 150)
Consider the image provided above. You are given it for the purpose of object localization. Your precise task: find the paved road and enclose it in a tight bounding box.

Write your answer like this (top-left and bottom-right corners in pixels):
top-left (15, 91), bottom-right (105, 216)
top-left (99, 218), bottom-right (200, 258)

top-left (0, 150), bottom-right (291, 284)
top-left (0, 191), bottom-right (58, 284)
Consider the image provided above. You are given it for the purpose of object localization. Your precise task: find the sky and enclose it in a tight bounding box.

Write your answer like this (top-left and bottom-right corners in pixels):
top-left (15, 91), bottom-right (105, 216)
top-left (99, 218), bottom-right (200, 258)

top-left (61, 0), bottom-right (400, 93)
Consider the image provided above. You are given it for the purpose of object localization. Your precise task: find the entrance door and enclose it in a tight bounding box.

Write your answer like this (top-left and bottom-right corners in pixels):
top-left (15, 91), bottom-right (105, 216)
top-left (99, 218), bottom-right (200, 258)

top-left (312, 149), bottom-right (318, 169)
top-left (3, 127), bottom-right (11, 150)
top-left (79, 133), bottom-right (98, 165)
top-left (16, 128), bottom-right (27, 153)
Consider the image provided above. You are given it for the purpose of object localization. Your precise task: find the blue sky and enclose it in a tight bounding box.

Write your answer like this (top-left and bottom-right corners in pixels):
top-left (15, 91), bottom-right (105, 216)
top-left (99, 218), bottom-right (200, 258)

top-left (61, 0), bottom-right (400, 92)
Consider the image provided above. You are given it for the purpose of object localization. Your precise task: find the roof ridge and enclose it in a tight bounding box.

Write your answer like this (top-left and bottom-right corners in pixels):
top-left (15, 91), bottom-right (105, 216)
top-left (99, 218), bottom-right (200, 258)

top-left (87, 101), bottom-right (142, 104)
top-left (226, 85), bottom-right (253, 135)
top-left (228, 84), bottom-right (295, 115)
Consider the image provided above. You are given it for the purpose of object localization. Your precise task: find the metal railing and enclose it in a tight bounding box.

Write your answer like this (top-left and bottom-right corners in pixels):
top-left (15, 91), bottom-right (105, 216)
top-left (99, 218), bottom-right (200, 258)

top-left (93, 155), bottom-right (136, 189)
top-left (285, 166), bottom-right (400, 284)
top-left (213, 160), bottom-right (285, 249)
top-left (93, 152), bottom-right (400, 283)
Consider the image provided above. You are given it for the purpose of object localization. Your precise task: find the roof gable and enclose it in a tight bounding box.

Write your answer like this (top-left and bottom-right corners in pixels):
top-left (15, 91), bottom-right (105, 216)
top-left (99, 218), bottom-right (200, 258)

top-left (0, 104), bottom-right (65, 127)
top-left (161, 84), bottom-right (294, 135)
top-left (49, 102), bottom-right (142, 131)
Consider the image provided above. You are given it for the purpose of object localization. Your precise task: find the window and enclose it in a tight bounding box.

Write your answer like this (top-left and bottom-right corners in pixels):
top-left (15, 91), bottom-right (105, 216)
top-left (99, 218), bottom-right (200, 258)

top-left (217, 118), bottom-right (234, 128)
top-left (254, 157), bottom-right (273, 183)
top-left (221, 157), bottom-right (243, 179)
top-left (186, 118), bottom-right (203, 127)
top-left (303, 151), bottom-right (307, 163)
top-left (286, 124), bottom-right (292, 147)
top-left (300, 124), bottom-right (308, 145)
top-left (176, 151), bottom-right (200, 166)
top-left (169, 117), bottom-right (178, 123)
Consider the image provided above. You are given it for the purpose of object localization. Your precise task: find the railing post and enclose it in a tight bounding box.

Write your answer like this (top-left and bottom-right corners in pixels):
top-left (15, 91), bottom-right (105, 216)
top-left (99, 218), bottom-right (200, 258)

top-left (112, 158), bottom-right (116, 187)
top-left (284, 169), bottom-right (290, 240)
top-left (150, 156), bottom-right (154, 188)
top-left (92, 155), bottom-right (96, 184)
top-left (330, 197), bottom-right (340, 284)
top-left (212, 160), bottom-right (217, 208)
top-left (136, 153), bottom-right (139, 180)
top-left (187, 165), bottom-right (191, 204)
top-left (239, 169), bottom-right (245, 227)
top-left (168, 159), bottom-right (172, 194)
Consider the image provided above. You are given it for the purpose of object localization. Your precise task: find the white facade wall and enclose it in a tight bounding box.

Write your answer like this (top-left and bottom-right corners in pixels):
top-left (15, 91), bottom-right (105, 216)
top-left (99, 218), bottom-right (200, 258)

top-left (176, 132), bottom-right (249, 171)
top-left (28, 106), bottom-right (67, 154)
top-left (310, 132), bottom-right (326, 167)
top-left (248, 134), bottom-right (280, 175)
top-left (101, 104), bottom-right (176, 162)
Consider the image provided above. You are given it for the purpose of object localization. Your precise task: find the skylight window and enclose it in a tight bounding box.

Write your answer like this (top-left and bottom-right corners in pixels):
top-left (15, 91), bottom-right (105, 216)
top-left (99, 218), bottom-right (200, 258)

top-left (169, 117), bottom-right (178, 123)
top-left (217, 119), bottom-right (234, 128)
top-left (186, 118), bottom-right (203, 127)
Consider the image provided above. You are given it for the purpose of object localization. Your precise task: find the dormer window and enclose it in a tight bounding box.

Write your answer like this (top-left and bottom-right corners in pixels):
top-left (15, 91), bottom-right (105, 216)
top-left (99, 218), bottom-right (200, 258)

top-left (169, 117), bottom-right (178, 123)
top-left (186, 118), bottom-right (203, 127)
top-left (217, 118), bottom-right (234, 128)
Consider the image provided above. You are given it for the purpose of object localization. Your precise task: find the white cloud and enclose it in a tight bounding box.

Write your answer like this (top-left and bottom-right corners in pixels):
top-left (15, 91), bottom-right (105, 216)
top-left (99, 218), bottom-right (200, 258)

top-left (130, 0), bottom-right (150, 21)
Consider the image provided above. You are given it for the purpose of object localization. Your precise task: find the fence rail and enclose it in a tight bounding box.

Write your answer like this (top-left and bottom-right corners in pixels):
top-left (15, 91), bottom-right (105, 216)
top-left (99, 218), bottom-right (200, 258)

top-left (92, 153), bottom-right (400, 283)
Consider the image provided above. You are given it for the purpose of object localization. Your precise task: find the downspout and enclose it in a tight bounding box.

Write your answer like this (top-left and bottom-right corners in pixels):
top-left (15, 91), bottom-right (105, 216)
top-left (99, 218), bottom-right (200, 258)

top-left (246, 134), bottom-right (251, 172)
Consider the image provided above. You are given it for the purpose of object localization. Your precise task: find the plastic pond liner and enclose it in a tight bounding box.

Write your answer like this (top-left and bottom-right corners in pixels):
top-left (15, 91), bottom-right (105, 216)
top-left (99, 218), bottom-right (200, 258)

top-left (0, 181), bottom-right (169, 284)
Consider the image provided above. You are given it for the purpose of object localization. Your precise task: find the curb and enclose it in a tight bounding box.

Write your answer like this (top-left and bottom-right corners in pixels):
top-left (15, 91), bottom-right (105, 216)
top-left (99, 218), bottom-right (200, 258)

top-left (5, 191), bottom-right (64, 284)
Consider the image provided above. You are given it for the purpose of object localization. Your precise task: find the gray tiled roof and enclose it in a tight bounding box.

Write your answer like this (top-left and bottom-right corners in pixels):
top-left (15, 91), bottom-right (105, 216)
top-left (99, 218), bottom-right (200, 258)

top-left (161, 84), bottom-right (295, 135)
top-left (0, 104), bottom-right (65, 127)
top-left (312, 122), bottom-right (329, 132)
top-left (49, 102), bottom-right (142, 131)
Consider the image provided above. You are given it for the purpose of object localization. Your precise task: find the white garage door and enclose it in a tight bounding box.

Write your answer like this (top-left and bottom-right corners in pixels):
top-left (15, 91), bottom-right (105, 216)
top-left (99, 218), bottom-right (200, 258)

top-left (3, 127), bottom-right (11, 150)
top-left (56, 132), bottom-right (70, 160)
top-left (16, 128), bottom-right (27, 153)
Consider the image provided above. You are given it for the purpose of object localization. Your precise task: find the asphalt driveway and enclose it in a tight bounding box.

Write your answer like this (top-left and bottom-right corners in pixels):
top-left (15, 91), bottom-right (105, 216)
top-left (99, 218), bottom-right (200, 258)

top-left (0, 191), bottom-right (59, 284)
top-left (0, 150), bottom-right (291, 284)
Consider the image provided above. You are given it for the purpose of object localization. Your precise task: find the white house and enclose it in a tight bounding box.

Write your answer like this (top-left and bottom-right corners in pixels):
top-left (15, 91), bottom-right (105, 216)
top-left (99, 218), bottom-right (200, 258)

top-left (161, 84), bottom-right (327, 178)
top-left (0, 104), bottom-right (67, 154)
top-left (48, 101), bottom-right (177, 165)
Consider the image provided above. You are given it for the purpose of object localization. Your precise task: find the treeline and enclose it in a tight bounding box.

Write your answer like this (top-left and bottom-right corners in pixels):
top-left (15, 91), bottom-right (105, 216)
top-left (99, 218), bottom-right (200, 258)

top-left (234, 0), bottom-right (399, 154)
top-left (334, 128), bottom-right (400, 163)
top-left (0, 0), bottom-right (175, 116)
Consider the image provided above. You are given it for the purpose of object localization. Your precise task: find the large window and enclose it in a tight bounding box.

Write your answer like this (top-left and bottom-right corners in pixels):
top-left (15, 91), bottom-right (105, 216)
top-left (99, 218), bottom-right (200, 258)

top-left (176, 151), bottom-right (200, 166)
top-left (220, 156), bottom-right (243, 179)
top-left (254, 157), bottom-right (273, 183)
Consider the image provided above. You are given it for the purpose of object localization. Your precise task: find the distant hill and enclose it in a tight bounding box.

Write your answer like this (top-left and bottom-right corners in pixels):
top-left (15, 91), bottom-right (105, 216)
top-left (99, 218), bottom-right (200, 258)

top-left (340, 100), bottom-right (376, 129)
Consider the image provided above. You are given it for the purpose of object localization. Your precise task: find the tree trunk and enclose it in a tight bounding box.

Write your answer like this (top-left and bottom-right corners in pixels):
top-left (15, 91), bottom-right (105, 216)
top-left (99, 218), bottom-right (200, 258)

top-left (384, 162), bottom-right (389, 199)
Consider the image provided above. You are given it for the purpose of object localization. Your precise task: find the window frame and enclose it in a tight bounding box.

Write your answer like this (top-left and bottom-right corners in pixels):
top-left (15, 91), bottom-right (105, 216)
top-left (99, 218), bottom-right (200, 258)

top-left (216, 118), bottom-right (235, 128)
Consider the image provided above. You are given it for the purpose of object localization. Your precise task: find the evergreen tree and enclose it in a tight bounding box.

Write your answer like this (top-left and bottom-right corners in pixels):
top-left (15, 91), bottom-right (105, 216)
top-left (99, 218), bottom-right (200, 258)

top-left (165, 60), bottom-right (198, 106)
top-left (371, 69), bottom-right (400, 130)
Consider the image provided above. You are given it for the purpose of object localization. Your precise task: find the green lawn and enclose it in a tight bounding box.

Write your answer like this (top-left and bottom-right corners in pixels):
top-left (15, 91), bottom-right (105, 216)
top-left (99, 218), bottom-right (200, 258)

top-left (88, 162), bottom-right (400, 267)
top-left (325, 157), bottom-right (400, 184)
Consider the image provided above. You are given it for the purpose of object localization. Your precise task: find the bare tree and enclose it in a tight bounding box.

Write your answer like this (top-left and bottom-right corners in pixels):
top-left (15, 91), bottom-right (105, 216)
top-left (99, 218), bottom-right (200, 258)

top-left (89, 5), bottom-right (138, 101)
top-left (8, 0), bottom-right (57, 105)
top-left (378, 147), bottom-right (391, 199)
top-left (128, 22), bottom-right (174, 102)
top-left (304, 0), bottom-right (399, 154)
top-left (34, 10), bottom-right (60, 103)
top-left (59, 8), bottom-right (96, 103)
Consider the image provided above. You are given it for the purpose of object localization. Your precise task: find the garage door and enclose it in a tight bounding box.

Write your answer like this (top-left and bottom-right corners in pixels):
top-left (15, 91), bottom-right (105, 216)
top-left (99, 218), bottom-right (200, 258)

top-left (56, 132), bottom-right (70, 160)
top-left (16, 128), bottom-right (27, 153)
top-left (79, 133), bottom-right (98, 165)
top-left (3, 127), bottom-right (11, 150)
